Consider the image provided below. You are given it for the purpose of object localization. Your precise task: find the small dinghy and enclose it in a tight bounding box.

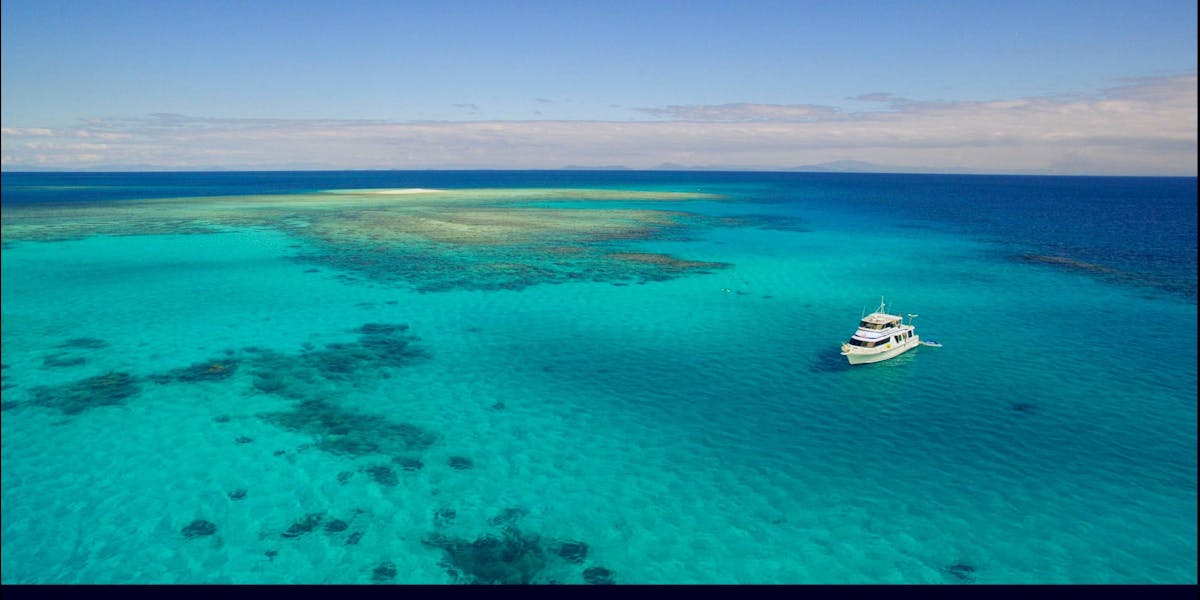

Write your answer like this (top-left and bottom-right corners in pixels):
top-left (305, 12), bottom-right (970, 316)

top-left (920, 340), bottom-right (942, 348)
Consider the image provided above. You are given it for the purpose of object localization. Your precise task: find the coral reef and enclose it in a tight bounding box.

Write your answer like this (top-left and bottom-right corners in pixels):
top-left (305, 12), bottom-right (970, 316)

top-left (556, 541), bottom-right (589, 564)
top-left (56, 337), bottom-right (109, 350)
top-left (372, 561), bottom-right (398, 582)
top-left (423, 526), bottom-right (548, 585)
top-left (945, 563), bottom-right (977, 583)
top-left (3, 187), bottom-right (733, 293)
top-left (583, 566), bottom-right (616, 585)
top-left (182, 519), bottom-right (217, 539)
top-left (41, 353), bottom-right (87, 368)
top-left (150, 358), bottom-right (240, 384)
top-left (434, 508), bottom-right (457, 529)
top-left (260, 398), bottom-right (437, 458)
top-left (30, 372), bottom-right (140, 415)
top-left (281, 513), bottom-right (325, 539)
top-left (364, 465), bottom-right (399, 487)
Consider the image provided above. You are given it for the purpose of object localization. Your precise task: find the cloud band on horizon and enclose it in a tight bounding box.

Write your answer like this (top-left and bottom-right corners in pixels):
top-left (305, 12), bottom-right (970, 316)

top-left (2, 75), bottom-right (1195, 175)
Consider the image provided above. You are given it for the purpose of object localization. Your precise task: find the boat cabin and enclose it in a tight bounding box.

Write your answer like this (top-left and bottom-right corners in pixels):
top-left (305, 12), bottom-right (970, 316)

top-left (857, 314), bottom-right (902, 330)
top-left (846, 312), bottom-right (913, 348)
top-left (846, 330), bottom-right (913, 348)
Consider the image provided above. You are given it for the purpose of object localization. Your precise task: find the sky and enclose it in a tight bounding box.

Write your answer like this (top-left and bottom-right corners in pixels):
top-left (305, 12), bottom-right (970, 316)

top-left (1, 0), bottom-right (1196, 174)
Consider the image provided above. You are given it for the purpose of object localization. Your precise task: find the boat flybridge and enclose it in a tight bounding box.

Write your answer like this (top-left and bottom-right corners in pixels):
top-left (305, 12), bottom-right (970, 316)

top-left (840, 297), bottom-right (921, 365)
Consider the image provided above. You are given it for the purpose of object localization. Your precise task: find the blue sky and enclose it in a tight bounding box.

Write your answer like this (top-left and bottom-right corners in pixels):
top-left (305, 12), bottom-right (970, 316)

top-left (2, 0), bottom-right (1196, 173)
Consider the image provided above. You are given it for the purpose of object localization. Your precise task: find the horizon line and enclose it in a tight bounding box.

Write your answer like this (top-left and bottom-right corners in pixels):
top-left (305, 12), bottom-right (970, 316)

top-left (2, 167), bottom-right (1196, 179)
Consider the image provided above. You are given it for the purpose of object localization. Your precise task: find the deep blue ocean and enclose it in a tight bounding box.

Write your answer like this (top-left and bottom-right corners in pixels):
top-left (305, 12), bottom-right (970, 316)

top-left (1, 171), bottom-right (1196, 584)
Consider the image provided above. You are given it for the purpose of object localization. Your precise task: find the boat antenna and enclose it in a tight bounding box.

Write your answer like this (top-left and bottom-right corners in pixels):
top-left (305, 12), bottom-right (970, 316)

top-left (907, 313), bottom-right (919, 325)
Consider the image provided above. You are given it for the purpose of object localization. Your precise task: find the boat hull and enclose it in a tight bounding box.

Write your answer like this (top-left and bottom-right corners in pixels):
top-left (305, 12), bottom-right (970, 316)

top-left (842, 335), bottom-right (920, 364)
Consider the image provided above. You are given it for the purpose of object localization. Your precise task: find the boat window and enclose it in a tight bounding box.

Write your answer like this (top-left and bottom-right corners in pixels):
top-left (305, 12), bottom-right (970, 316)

top-left (849, 338), bottom-right (893, 348)
top-left (858, 321), bottom-right (885, 330)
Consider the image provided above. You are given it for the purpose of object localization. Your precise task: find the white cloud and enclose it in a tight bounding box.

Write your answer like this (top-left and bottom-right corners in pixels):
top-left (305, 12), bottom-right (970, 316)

top-left (1, 75), bottom-right (1195, 175)
top-left (0, 127), bottom-right (54, 136)
top-left (636, 103), bottom-right (844, 122)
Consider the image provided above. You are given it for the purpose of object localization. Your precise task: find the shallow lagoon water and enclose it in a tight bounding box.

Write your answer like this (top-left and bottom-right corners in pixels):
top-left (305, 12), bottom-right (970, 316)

top-left (1, 171), bottom-right (1195, 583)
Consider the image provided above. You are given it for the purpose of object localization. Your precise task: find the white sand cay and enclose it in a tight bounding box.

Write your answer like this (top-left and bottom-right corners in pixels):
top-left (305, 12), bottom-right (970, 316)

top-left (324, 188), bottom-right (446, 195)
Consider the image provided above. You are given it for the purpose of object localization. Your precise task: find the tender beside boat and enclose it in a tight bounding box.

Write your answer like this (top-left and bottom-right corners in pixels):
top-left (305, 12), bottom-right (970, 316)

top-left (840, 297), bottom-right (921, 365)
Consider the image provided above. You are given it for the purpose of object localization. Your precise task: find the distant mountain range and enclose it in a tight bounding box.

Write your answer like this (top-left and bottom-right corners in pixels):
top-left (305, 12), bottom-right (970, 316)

top-left (552, 160), bottom-right (979, 174)
top-left (633, 160), bottom-right (977, 174)
top-left (558, 165), bottom-right (632, 171)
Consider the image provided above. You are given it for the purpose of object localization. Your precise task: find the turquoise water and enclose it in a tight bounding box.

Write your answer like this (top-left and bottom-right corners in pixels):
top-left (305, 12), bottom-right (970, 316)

top-left (1, 172), bottom-right (1195, 584)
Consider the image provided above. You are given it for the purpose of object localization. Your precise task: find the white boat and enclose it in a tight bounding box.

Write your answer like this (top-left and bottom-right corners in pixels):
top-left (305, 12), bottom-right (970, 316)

top-left (840, 297), bottom-right (921, 365)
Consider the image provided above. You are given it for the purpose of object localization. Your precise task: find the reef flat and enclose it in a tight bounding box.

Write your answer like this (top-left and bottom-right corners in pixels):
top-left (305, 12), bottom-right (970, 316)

top-left (1, 187), bottom-right (729, 292)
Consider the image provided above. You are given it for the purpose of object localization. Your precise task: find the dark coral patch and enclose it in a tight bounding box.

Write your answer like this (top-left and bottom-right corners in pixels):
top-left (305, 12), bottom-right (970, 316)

top-left (448, 456), bottom-right (473, 470)
top-left (346, 531), bottom-right (364, 546)
top-left (490, 402), bottom-right (506, 411)
top-left (604, 252), bottom-right (729, 278)
top-left (337, 471), bottom-right (355, 484)
top-left (57, 337), bottom-right (108, 350)
top-left (372, 561), bottom-right (398, 582)
top-left (556, 541), bottom-right (588, 564)
top-left (434, 508), bottom-right (456, 528)
top-left (319, 436), bottom-right (381, 456)
top-left (42, 353), bottom-right (87, 368)
top-left (488, 507), bottom-right (528, 527)
top-left (393, 457), bottom-right (424, 471)
top-left (213, 414), bottom-right (232, 423)
top-left (282, 513), bottom-right (325, 538)
top-left (260, 398), bottom-right (437, 458)
top-left (164, 358), bottom-right (241, 383)
top-left (945, 563), bottom-right (977, 582)
top-left (228, 489), bottom-right (247, 501)
top-left (246, 326), bottom-right (428, 398)
top-left (423, 526), bottom-right (548, 585)
top-left (1018, 254), bottom-right (1113, 274)
top-left (718, 213), bottom-right (810, 233)
top-left (583, 566), bottom-right (615, 585)
top-left (182, 519), bottom-right (217, 539)
top-left (357, 323), bottom-right (409, 335)
top-left (325, 519), bottom-right (350, 534)
top-left (235, 436), bottom-right (254, 444)
top-left (30, 371), bottom-right (140, 415)
top-left (365, 465), bottom-right (399, 487)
